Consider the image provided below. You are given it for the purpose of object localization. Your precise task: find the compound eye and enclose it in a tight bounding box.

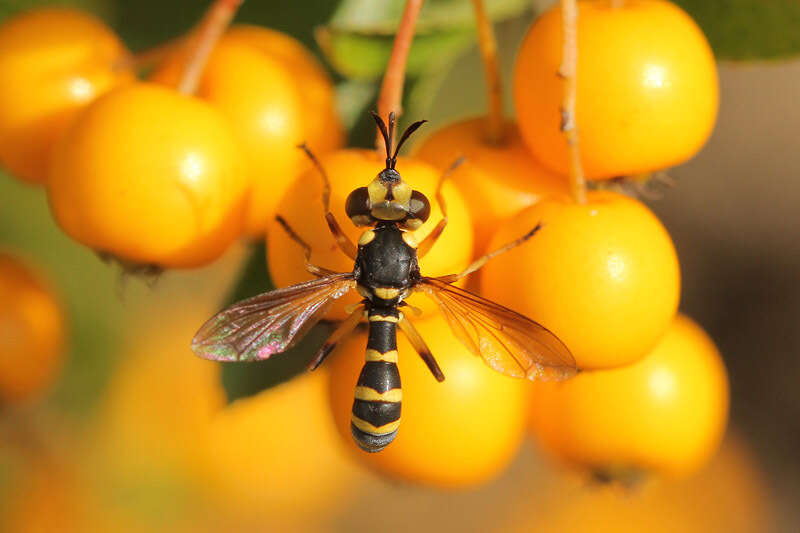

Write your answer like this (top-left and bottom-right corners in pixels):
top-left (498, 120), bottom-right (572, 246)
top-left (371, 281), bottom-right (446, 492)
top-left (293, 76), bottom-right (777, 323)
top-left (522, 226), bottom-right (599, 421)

top-left (345, 187), bottom-right (373, 226)
top-left (404, 190), bottom-right (430, 229)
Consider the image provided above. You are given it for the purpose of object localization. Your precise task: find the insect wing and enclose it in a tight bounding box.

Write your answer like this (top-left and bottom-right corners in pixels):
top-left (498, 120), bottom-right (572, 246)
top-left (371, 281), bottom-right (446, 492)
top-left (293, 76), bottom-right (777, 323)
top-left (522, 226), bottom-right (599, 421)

top-left (417, 277), bottom-right (577, 381)
top-left (192, 274), bottom-right (355, 362)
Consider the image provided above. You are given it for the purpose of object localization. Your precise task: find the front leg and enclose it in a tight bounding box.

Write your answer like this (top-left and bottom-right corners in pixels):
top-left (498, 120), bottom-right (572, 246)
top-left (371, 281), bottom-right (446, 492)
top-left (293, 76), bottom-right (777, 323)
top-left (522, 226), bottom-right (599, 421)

top-left (275, 215), bottom-right (339, 278)
top-left (299, 143), bottom-right (358, 260)
top-left (325, 212), bottom-right (358, 260)
top-left (417, 156), bottom-right (464, 259)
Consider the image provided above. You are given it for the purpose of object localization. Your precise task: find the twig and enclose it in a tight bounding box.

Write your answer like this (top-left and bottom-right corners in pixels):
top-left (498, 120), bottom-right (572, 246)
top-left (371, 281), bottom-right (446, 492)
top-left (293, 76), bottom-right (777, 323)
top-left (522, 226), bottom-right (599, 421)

top-left (558, 0), bottom-right (587, 204)
top-left (177, 0), bottom-right (244, 95)
top-left (376, 0), bottom-right (424, 152)
top-left (472, 0), bottom-right (505, 144)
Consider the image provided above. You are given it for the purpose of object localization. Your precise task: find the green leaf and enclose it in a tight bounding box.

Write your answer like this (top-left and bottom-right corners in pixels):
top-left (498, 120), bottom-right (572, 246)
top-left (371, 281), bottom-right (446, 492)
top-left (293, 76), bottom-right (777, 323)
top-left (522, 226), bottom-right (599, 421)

top-left (336, 80), bottom-right (379, 131)
top-left (317, 26), bottom-right (474, 80)
top-left (675, 0), bottom-right (800, 60)
top-left (317, 0), bottom-right (531, 80)
top-left (328, 0), bottom-right (531, 34)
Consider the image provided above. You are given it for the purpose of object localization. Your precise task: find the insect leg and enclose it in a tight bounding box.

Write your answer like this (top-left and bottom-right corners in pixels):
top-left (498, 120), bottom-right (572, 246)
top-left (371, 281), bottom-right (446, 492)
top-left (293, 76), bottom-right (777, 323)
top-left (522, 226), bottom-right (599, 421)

top-left (417, 156), bottom-right (465, 258)
top-left (398, 313), bottom-right (445, 382)
top-left (308, 303), bottom-right (365, 371)
top-left (275, 215), bottom-right (338, 277)
top-left (436, 222), bottom-right (543, 284)
top-left (298, 143), bottom-right (358, 260)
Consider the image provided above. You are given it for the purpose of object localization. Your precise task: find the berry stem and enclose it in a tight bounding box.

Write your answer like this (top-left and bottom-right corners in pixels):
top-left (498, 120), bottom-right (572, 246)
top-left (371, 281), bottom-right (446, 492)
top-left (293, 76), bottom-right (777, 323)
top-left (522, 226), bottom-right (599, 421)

top-left (471, 0), bottom-right (505, 145)
top-left (177, 0), bottom-right (244, 95)
top-left (376, 0), bottom-right (424, 152)
top-left (559, 0), bottom-right (587, 204)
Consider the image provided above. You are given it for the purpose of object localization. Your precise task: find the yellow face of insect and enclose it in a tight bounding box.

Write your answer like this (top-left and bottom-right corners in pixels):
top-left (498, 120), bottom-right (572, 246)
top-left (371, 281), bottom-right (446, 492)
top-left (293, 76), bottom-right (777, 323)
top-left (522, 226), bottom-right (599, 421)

top-left (368, 178), bottom-right (411, 221)
top-left (345, 171), bottom-right (431, 229)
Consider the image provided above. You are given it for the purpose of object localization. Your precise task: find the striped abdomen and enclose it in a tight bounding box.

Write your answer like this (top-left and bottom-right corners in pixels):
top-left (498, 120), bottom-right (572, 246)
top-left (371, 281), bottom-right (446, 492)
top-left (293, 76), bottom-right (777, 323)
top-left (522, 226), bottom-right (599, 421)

top-left (351, 307), bottom-right (402, 452)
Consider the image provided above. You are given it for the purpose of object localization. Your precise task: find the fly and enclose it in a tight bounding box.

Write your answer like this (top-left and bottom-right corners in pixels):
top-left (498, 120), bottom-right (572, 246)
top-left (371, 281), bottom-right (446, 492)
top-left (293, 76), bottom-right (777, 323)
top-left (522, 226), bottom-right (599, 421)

top-left (191, 112), bottom-right (577, 452)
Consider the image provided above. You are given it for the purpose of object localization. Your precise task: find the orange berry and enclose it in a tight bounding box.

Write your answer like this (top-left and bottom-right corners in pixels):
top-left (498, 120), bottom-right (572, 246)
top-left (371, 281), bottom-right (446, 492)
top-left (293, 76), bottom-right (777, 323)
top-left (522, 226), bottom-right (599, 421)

top-left (267, 148), bottom-right (474, 319)
top-left (529, 314), bottom-right (729, 478)
top-left (47, 82), bottom-right (248, 269)
top-left (501, 436), bottom-right (771, 533)
top-left (0, 8), bottom-right (133, 184)
top-left (223, 25), bottom-right (344, 154)
top-left (0, 253), bottom-right (64, 403)
top-left (199, 371), bottom-right (364, 525)
top-left (481, 190), bottom-right (679, 369)
top-left (327, 312), bottom-right (530, 488)
top-left (96, 313), bottom-right (225, 479)
top-left (413, 118), bottom-right (568, 254)
top-left (152, 26), bottom-right (343, 237)
top-left (661, 433), bottom-right (773, 533)
top-left (513, 0), bottom-right (718, 178)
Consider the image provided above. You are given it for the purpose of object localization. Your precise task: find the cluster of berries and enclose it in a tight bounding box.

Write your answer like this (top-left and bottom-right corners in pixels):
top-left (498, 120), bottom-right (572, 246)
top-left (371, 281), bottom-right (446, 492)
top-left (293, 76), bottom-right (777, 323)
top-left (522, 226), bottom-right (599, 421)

top-left (0, 0), bottom-right (728, 488)
top-left (0, 6), bottom-right (343, 268)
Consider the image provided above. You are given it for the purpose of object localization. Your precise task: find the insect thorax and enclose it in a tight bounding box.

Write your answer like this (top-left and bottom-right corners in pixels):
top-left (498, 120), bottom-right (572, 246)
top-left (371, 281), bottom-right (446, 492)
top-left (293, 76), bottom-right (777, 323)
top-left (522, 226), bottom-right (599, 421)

top-left (354, 222), bottom-right (419, 306)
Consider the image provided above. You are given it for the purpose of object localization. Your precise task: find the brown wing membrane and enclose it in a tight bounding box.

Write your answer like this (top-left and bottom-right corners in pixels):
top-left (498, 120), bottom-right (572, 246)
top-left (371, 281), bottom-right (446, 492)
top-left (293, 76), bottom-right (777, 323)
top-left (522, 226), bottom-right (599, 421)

top-left (416, 277), bottom-right (577, 381)
top-left (192, 273), bottom-right (355, 362)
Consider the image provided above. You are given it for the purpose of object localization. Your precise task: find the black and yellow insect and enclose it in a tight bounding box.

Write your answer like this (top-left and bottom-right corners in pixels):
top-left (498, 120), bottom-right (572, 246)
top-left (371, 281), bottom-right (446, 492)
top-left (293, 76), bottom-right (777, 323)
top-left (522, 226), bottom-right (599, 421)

top-left (192, 112), bottom-right (577, 452)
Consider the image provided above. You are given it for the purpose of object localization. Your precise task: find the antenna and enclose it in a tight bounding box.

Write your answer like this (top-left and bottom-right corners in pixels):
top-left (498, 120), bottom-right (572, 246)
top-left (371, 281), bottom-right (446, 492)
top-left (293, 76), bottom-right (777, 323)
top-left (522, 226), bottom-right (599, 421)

top-left (387, 112), bottom-right (396, 165)
top-left (391, 119), bottom-right (428, 168)
top-left (370, 111), bottom-right (393, 168)
top-left (371, 112), bottom-right (428, 169)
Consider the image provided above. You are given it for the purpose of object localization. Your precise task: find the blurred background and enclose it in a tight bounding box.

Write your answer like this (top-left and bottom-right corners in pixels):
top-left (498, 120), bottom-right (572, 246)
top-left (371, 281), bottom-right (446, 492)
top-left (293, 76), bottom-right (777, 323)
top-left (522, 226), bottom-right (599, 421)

top-left (0, 0), bottom-right (798, 531)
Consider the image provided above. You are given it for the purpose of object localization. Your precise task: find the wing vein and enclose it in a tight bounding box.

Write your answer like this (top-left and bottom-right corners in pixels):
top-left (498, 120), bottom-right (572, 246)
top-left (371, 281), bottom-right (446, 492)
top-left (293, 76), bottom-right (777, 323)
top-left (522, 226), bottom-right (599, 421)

top-left (415, 277), bottom-right (577, 380)
top-left (192, 274), bottom-right (355, 362)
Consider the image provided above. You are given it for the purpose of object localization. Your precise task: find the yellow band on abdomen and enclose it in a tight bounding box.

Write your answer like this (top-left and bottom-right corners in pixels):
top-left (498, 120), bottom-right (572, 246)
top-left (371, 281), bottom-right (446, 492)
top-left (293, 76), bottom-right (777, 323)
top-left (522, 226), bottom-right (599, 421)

top-left (351, 415), bottom-right (401, 435)
top-left (354, 386), bottom-right (402, 403)
top-left (368, 314), bottom-right (399, 323)
top-left (365, 349), bottom-right (398, 363)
